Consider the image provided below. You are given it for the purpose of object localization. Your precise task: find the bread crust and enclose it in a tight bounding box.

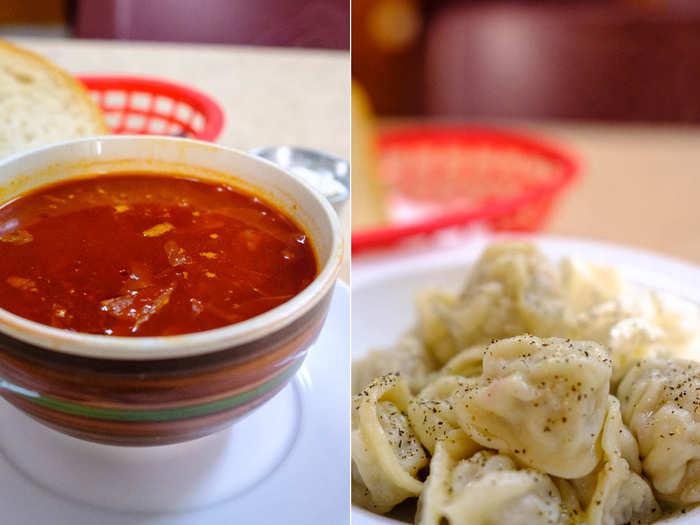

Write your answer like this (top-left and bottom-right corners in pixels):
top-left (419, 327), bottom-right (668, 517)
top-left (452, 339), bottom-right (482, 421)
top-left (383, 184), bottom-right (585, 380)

top-left (0, 39), bottom-right (109, 134)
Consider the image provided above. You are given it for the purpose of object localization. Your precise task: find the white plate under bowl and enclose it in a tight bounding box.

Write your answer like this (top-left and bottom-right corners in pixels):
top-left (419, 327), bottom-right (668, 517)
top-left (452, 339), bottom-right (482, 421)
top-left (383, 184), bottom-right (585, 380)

top-left (351, 234), bottom-right (700, 525)
top-left (0, 283), bottom-right (349, 525)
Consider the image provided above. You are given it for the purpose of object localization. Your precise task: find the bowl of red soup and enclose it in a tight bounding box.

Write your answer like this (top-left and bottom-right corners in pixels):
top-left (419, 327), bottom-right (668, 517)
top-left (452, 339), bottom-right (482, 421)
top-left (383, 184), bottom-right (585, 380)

top-left (0, 136), bottom-right (343, 445)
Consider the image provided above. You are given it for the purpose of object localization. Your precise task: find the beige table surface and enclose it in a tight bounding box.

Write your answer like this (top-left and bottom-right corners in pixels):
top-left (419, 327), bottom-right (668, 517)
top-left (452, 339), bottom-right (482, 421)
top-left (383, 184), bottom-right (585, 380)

top-left (524, 121), bottom-right (700, 265)
top-left (366, 119), bottom-right (700, 266)
top-left (9, 36), bottom-right (350, 280)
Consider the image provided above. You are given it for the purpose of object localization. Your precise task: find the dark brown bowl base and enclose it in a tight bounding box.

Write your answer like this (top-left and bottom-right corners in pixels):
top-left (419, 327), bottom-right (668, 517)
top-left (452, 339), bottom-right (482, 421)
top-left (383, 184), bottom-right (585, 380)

top-left (0, 291), bottom-right (331, 446)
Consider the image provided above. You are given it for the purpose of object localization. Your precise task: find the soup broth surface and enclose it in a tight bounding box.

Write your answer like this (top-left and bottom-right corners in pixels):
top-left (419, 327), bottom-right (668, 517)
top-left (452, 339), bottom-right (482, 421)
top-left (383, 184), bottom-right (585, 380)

top-left (0, 174), bottom-right (317, 336)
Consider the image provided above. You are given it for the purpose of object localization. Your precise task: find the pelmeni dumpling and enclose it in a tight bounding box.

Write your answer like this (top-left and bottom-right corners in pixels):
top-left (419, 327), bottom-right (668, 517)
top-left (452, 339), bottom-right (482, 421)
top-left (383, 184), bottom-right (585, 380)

top-left (455, 335), bottom-right (612, 478)
top-left (577, 299), bottom-right (676, 383)
top-left (572, 281), bottom-right (657, 345)
top-left (413, 242), bottom-right (700, 370)
top-left (618, 359), bottom-right (700, 504)
top-left (434, 345), bottom-right (485, 379)
top-left (559, 257), bottom-right (623, 313)
top-left (651, 290), bottom-right (700, 350)
top-left (416, 243), bottom-right (564, 364)
top-left (606, 318), bottom-right (670, 382)
top-left (417, 445), bottom-right (567, 525)
top-left (414, 242), bottom-right (699, 372)
top-left (571, 396), bottom-right (657, 525)
top-left (415, 290), bottom-right (460, 365)
top-left (352, 335), bottom-right (437, 395)
top-left (407, 375), bottom-right (481, 459)
top-left (575, 286), bottom-right (700, 379)
top-left (352, 374), bottom-right (429, 513)
top-left (352, 242), bottom-right (700, 524)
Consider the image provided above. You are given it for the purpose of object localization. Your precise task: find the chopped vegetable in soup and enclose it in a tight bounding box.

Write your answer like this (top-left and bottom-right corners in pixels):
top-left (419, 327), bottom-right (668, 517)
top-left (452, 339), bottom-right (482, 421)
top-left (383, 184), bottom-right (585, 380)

top-left (0, 174), bottom-right (317, 336)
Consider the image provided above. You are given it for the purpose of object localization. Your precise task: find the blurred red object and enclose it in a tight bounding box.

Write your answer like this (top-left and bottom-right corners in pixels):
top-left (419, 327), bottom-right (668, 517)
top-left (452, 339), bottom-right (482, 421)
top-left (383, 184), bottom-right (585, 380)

top-left (425, 1), bottom-right (700, 122)
top-left (79, 76), bottom-right (224, 142)
top-left (75, 0), bottom-right (349, 50)
top-left (352, 126), bottom-right (578, 253)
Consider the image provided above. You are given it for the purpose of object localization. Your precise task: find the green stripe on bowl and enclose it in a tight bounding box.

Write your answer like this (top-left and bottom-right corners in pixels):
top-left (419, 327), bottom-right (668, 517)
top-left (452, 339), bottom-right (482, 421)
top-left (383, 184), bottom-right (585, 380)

top-left (0, 360), bottom-right (302, 422)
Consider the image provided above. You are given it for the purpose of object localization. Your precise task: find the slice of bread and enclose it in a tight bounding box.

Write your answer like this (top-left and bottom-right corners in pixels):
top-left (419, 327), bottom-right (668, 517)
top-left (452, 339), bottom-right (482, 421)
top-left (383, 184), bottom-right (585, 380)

top-left (0, 40), bottom-right (109, 159)
top-left (351, 81), bottom-right (387, 230)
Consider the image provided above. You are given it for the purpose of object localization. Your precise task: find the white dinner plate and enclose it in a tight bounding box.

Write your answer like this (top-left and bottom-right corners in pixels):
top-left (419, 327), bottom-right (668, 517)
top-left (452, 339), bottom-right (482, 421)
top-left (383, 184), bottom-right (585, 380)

top-left (352, 233), bottom-right (700, 525)
top-left (0, 282), bottom-right (349, 525)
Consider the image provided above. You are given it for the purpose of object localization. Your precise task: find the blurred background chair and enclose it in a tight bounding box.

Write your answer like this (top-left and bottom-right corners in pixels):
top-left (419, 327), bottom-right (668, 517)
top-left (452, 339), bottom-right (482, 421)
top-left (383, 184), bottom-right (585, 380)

top-left (353, 0), bottom-right (700, 122)
top-left (0, 0), bottom-right (349, 49)
top-left (426, 0), bottom-right (700, 122)
top-left (75, 0), bottom-right (349, 49)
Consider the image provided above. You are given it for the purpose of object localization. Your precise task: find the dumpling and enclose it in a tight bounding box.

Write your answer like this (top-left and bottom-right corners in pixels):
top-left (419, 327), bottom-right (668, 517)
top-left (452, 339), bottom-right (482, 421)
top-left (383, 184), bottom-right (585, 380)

top-left (552, 478), bottom-right (586, 523)
top-left (651, 290), bottom-right (700, 351)
top-left (573, 282), bottom-right (656, 342)
top-left (514, 254), bottom-right (574, 338)
top-left (617, 359), bottom-right (700, 504)
top-left (416, 243), bottom-right (564, 364)
top-left (415, 290), bottom-right (460, 364)
top-left (352, 334), bottom-right (438, 395)
top-left (352, 374), bottom-right (429, 513)
top-left (559, 257), bottom-right (622, 313)
top-left (414, 243), bottom-right (700, 373)
top-left (407, 375), bottom-right (482, 459)
top-left (455, 335), bottom-right (612, 478)
top-left (605, 318), bottom-right (670, 382)
top-left (575, 286), bottom-right (700, 379)
top-left (570, 396), bottom-right (657, 525)
top-left (435, 344), bottom-right (486, 379)
top-left (417, 444), bottom-right (568, 525)
top-left (351, 242), bottom-right (700, 525)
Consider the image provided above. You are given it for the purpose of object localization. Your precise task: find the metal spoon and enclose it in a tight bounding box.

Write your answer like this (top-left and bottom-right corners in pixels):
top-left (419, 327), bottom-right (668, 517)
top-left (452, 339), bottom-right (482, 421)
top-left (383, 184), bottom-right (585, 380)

top-left (249, 146), bottom-right (349, 216)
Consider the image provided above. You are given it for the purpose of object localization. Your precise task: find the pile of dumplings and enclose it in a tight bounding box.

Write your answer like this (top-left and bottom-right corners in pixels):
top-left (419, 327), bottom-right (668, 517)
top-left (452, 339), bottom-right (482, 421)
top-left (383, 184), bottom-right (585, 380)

top-left (352, 243), bottom-right (700, 525)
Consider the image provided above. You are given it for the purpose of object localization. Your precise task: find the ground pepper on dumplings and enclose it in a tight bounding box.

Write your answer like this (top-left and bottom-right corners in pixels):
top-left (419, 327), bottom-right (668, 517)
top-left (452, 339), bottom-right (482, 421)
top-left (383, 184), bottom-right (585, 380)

top-left (352, 242), bottom-right (700, 524)
top-left (618, 359), bottom-right (700, 504)
top-left (455, 335), bottom-right (612, 479)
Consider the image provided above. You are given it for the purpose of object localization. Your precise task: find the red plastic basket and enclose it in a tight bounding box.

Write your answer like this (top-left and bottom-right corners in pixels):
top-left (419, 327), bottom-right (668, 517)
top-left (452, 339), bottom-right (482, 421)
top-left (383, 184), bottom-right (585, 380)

top-left (352, 126), bottom-right (579, 253)
top-left (78, 76), bottom-right (224, 142)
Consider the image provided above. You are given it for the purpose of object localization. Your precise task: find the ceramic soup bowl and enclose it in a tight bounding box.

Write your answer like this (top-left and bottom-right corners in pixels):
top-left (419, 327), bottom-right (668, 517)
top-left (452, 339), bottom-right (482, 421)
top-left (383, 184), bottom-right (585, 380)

top-left (0, 136), bottom-right (343, 446)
